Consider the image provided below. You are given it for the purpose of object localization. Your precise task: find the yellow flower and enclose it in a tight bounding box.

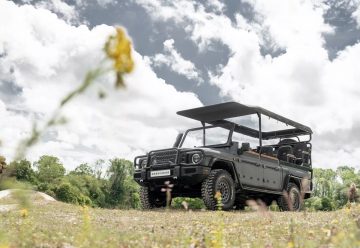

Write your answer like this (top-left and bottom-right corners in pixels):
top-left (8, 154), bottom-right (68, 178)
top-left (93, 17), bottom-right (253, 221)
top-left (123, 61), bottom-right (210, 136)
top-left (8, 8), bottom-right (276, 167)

top-left (287, 241), bottom-right (295, 248)
top-left (20, 208), bottom-right (28, 218)
top-left (104, 27), bottom-right (134, 88)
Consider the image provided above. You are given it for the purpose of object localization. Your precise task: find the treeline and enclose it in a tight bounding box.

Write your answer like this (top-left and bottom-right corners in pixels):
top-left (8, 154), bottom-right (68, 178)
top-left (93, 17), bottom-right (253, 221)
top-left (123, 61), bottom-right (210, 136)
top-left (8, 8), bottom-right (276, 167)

top-left (305, 166), bottom-right (359, 211)
top-left (1, 155), bottom-right (359, 211)
top-left (1, 155), bottom-right (140, 209)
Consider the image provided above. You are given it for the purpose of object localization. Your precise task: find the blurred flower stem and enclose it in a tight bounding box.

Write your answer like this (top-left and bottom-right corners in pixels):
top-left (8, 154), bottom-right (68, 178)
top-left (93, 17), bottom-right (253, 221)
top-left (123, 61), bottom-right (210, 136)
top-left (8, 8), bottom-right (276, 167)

top-left (13, 27), bottom-right (134, 161)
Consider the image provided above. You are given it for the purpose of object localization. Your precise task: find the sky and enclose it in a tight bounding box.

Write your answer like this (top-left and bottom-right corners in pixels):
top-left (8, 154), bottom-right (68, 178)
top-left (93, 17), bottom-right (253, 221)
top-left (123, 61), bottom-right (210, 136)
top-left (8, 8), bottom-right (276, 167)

top-left (1, 0), bottom-right (360, 170)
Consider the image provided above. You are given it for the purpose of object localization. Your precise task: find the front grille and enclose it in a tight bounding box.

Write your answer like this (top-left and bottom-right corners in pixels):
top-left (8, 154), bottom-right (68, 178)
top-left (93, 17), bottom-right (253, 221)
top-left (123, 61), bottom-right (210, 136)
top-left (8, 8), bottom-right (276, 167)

top-left (149, 149), bottom-right (178, 166)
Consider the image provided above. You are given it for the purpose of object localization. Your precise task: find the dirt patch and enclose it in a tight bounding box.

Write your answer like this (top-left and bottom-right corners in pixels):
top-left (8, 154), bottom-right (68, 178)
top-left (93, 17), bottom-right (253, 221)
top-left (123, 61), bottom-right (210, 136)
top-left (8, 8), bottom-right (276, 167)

top-left (0, 204), bottom-right (17, 212)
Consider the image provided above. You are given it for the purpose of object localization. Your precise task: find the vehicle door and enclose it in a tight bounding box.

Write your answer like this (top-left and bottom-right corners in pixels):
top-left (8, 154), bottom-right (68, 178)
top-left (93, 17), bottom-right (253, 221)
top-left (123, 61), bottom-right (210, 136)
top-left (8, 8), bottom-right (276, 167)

top-left (236, 150), bottom-right (263, 188)
top-left (260, 149), bottom-right (282, 191)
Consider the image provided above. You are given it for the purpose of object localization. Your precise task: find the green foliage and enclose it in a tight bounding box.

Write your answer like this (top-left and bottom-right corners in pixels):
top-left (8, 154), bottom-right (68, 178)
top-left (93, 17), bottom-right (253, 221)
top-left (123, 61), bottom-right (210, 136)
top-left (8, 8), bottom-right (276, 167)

top-left (34, 155), bottom-right (65, 183)
top-left (121, 176), bottom-right (140, 209)
top-left (306, 166), bottom-right (360, 211)
top-left (8, 159), bottom-right (36, 183)
top-left (63, 173), bottom-right (106, 207)
top-left (305, 197), bottom-right (323, 211)
top-left (105, 158), bottom-right (139, 208)
top-left (172, 197), bottom-right (205, 209)
top-left (0, 155), bottom-right (6, 173)
top-left (55, 182), bottom-right (91, 205)
top-left (72, 163), bottom-right (94, 176)
top-left (337, 166), bottom-right (360, 186)
top-left (4, 154), bottom-right (360, 211)
top-left (3, 155), bottom-right (140, 209)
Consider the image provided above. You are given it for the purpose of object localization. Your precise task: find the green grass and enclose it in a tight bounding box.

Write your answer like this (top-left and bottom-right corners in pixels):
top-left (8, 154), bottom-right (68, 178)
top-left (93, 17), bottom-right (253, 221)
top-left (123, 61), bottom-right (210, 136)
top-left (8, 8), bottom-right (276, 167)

top-left (0, 199), bottom-right (359, 248)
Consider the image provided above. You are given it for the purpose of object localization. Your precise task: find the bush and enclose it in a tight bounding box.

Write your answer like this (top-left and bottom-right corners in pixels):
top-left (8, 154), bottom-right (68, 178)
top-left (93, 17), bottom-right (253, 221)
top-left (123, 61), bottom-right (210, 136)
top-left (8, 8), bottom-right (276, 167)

top-left (305, 197), bottom-right (322, 211)
top-left (321, 197), bottom-right (334, 211)
top-left (63, 174), bottom-right (107, 207)
top-left (172, 197), bottom-right (205, 209)
top-left (55, 182), bottom-right (91, 205)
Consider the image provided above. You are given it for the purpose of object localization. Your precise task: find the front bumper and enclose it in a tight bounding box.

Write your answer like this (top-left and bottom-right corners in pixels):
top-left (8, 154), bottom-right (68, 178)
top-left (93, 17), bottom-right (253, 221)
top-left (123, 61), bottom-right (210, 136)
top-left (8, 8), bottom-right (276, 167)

top-left (133, 165), bottom-right (210, 187)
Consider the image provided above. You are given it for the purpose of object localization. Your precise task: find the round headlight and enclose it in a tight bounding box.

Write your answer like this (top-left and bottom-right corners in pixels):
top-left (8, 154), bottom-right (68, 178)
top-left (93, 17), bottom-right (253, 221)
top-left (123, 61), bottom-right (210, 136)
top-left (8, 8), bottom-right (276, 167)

top-left (191, 153), bottom-right (202, 164)
top-left (140, 159), bottom-right (147, 167)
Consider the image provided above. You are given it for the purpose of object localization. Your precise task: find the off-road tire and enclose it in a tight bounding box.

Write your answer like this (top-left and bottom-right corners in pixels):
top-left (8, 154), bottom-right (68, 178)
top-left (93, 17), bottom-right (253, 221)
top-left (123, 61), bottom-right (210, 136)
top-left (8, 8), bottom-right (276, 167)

top-left (278, 182), bottom-right (301, 211)
top-left (139, 186), bottom-right (166, 209)
top-left (201, 169), bottom-right (235, 211)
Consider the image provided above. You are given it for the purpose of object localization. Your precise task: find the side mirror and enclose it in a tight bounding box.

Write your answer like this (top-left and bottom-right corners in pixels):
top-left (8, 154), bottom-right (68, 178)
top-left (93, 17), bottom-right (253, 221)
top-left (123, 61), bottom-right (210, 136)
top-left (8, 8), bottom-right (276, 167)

top-left (173, 133), bottom-right (183, 148)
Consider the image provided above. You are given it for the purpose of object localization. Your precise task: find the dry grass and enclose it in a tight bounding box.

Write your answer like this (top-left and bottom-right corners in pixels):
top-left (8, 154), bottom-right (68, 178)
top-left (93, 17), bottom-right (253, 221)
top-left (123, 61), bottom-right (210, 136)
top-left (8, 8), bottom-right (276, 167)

top-left (0, 199), bottom-right (359, 248)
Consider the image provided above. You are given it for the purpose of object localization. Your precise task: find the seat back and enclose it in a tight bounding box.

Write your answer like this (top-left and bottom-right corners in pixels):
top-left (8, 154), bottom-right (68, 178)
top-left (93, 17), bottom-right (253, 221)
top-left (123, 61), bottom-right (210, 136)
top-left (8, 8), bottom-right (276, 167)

top-left (278, 139), bottom-right (297, 145)
top-left (275, 138), bottom-right (296, 154)
top-left (238, 142), bottom-right (250, 154)
top-left (293, 143), bottom-right (307, 158)
top-left (260, 146), bottom-right (274, 157)
top-left (293, 142), bottom-right (310, 164)
top-left (277, 146), bottom-right (293, 161)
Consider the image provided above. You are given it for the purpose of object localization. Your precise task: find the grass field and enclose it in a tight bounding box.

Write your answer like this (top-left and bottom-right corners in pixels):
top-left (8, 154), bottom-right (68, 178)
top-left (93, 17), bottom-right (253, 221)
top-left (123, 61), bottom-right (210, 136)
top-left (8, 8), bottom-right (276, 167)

top-left (0, 196), bottom-right (360, 248)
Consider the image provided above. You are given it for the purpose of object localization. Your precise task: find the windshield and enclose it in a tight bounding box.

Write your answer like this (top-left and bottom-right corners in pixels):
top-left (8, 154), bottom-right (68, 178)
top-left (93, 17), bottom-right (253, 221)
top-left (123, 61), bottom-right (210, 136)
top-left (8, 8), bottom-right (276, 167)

top-left (180, 126), bottom-right (231, 148)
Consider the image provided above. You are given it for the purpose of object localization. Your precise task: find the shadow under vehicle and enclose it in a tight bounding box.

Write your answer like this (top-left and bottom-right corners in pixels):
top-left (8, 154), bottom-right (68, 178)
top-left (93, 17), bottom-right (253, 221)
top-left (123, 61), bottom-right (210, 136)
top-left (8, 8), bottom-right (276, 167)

top-left (133, 102), bottom-right (313, 211)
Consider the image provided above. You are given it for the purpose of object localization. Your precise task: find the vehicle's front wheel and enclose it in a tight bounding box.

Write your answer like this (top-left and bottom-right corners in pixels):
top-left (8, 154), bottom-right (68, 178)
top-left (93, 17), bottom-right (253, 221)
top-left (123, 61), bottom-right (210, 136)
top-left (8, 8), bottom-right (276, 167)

top-left (139, 186), bottom-right (166, 209)
top-left (201, 169), bottom-right (235, 211)
top-left (278, 183), bottom-right (302, 211)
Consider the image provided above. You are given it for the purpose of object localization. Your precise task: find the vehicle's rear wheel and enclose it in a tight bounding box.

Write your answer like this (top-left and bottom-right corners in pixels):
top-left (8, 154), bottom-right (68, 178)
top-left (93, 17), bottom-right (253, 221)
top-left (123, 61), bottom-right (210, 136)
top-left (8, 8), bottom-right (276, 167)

top-left (201, 169), bottom-right (235, 211)
top-left (140, 186), bottom-right (166, 209)
top-left (278, 183), bottom-right (301, 211)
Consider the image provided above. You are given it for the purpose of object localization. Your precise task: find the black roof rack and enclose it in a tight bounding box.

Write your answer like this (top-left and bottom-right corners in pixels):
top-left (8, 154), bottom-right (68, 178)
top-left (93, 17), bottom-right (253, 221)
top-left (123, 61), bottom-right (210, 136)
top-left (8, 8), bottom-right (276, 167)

top-left (177, 102), bottom-right (312, 140)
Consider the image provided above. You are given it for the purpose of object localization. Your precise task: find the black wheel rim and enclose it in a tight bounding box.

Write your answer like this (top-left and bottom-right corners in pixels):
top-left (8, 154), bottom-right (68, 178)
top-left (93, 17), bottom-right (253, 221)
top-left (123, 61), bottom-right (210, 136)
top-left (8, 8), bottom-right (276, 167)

top-left (290, 188), bottom-right (300, 210)
top-left (217, 179), bottom-right (231, 203)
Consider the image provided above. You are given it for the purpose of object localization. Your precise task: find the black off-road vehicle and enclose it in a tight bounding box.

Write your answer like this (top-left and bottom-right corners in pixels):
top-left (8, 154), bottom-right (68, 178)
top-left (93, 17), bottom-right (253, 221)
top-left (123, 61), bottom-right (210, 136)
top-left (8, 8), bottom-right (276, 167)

top-left (134, 102), bottom-right (313, 211)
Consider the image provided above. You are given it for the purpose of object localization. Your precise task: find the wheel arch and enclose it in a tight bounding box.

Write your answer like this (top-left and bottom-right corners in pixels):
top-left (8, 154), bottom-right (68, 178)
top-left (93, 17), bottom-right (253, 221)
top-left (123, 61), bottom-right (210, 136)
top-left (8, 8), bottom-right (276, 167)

top-left (283, 175), bottom-right (301, 191)
top-left (210, 159), bottom-right (239, 185)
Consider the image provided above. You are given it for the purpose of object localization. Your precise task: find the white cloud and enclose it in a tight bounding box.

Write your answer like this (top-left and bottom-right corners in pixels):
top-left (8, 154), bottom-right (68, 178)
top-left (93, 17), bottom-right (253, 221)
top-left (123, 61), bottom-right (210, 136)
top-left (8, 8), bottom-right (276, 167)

top-left (206, 0), bottom-right (225, 12)
top-left (135, 0), bottom-right (245, 51)
top-left (147, 39), bottom-right (203, 83)
top-left (96, 0), bottom-right (117, 7)
top-left (136, 0), bottom-right (360, 169)
top-left (71, 0), bottom-right (117, 8)
top-left (0, 0), bottom-right (202, 169)
top-left (36, 0), bottom-right (78, 23)
top-left (245, 0), bottom-right (332, 49)
top-left (353, 4), bottom-right (360, 28)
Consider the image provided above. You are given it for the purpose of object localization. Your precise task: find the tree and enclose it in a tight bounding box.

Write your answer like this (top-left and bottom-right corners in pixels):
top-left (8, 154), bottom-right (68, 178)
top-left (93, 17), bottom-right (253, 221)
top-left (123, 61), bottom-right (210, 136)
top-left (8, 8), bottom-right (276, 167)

top-left (8, 159), bottom-right (36, 182)
top-left (105, 158), bottom-right (139, 208)
top-left (337, 166), bottom-right (359, 186)
top-left (72, 163), bottom-right (94, 176)
top-left (0, 155), bottom-right (6, 174)
top-left (64, 173), bottom-right (107, 207)
top-left (34, 155), bottom-right (65, 183)
top-left (92, 159), bottom-right (106, 179)
top-left (313, 168), bottom-right (336, 198)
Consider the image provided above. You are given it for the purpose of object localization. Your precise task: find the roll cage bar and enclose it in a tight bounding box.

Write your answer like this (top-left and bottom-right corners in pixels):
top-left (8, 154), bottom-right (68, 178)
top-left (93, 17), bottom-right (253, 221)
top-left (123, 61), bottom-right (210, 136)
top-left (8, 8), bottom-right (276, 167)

top-left (177, 102), bottom-right (312, 147)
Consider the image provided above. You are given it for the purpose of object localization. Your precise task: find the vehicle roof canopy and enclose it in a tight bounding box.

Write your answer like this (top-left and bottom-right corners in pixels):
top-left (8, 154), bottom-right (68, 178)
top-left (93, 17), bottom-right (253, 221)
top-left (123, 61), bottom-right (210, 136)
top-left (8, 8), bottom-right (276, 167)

top-left (177, 102), bottom-right (312, 140)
